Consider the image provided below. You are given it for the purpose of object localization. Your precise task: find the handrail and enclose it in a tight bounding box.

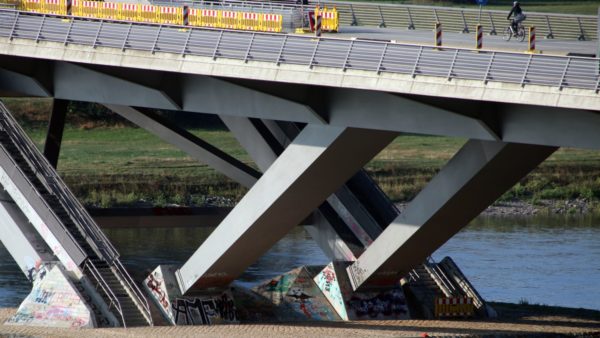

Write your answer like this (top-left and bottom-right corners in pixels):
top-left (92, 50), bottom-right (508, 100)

top-left (425, 256), bottom-right (456, 297)
top-left (313, 0), bottom-right (598, 40)
top-left (0, 101), bottom-right (89, 262)
top-left (113, 260), bottom-right (151, 322)
top-left (83, 259), bottom-right (125, 327)
top-left (2, 10), bottom-right (597, 93)
top-left (0, 99), bottom-right (151, 325)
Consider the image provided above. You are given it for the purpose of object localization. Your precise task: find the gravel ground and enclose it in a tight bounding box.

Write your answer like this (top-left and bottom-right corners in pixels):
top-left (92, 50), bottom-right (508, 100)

top-left (1, 305), bottom-right (599, 337)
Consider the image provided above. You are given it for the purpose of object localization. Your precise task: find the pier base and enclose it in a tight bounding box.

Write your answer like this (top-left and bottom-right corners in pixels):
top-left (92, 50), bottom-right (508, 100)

top-left (6, 265), bottom-right (94, 328)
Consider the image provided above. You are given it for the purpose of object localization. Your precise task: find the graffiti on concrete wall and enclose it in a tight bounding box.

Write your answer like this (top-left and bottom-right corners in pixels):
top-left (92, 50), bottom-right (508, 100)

top-left (7, 265), bottom-right (92, 328)
top-left (347, 288), bottom-right (410, 320)
top-left (314, 263), bottom-right (348, 320)
top-left (24, 257), bottom-right (47, 283)
top-left (172, 292), bottom-right (238, 325)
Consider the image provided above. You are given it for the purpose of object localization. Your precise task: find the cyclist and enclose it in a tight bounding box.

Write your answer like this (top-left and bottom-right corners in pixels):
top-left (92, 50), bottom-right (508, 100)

top-left (507, 1), bottom-right (526, 35)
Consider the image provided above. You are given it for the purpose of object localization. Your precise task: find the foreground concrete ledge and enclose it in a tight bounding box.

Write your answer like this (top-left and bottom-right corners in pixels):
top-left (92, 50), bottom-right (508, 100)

top-left (1, 38), bottom-right (598, 112)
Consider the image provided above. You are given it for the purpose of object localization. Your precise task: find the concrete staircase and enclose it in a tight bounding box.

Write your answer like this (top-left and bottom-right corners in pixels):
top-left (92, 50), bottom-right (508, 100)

top-left (0, 101), bottom-right (152, 327)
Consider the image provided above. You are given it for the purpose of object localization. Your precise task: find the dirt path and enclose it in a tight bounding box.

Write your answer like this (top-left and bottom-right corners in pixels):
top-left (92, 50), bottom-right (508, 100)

top-left (1, 304), bottom-right (599, 337)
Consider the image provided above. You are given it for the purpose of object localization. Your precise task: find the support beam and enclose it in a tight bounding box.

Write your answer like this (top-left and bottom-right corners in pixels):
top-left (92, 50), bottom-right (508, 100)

top-left (0, 67), bottom-right (50, 97)
top-left (221, 116), bottom-right (364, 261)
top-left (43, 99), bottom-right (67, 168)
top-left (347, 140), bottom-right (557, 290)
top-left (105, 105), bottom-right (260, 188)
top-left (176, 126), bottom-right (397, 292)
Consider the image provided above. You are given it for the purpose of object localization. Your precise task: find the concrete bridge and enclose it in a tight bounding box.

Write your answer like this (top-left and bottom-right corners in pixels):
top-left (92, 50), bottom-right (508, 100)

top-left (0, 6), bottom-right (599, 327)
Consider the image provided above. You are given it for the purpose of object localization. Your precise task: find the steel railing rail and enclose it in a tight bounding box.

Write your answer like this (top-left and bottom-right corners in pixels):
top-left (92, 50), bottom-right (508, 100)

top-left (313, 0), bottom-right (597, 41)
top-left (0, 98), bottom-right (152, 325)
top-left (83, 260), bottom-right (126, 327)
top-left (2, 10), bottom-right (597, 93)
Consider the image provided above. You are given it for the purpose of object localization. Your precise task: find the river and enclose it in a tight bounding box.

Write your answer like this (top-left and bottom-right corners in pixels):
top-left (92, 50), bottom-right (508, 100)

top-left (1, 214), bottom-right (599, 310)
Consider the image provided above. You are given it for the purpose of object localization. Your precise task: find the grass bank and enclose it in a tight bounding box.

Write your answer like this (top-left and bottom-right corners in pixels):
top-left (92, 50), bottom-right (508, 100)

top-left (4, 98), bottom-right (600, 210)
top-left (19, 126), bottom-right (600, 211)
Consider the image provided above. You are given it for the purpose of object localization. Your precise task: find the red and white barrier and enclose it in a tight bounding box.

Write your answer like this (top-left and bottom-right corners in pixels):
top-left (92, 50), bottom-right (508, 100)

top-left (529, 26), bottom-right (536, 52)
top-left (434, 297), bottom-right (474, 317)
top-left (435, 22), bottom-right (442, 47)
top-left (476, 24), bottom-right (483, 49)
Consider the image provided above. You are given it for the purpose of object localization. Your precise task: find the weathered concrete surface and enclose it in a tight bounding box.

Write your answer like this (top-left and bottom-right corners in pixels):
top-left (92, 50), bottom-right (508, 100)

top-left (0, 38), bottom-right (598, 112)
top-left (6, 265), bottom-right (94, 329)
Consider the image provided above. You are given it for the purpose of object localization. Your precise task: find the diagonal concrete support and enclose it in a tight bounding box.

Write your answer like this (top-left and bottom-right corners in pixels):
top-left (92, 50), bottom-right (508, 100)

top-left (220, 116), bottom-right (363, 261)
top-left (104, 105), bottom-right (260, 188)
top-left (346, 140), bottom-right (557, 290)
top-left (176, 125), bottom-right (397, 292)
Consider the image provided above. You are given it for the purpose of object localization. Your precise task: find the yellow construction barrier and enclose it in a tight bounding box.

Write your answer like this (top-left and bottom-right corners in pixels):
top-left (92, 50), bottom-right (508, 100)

top-left (14, 0), bottom-right (291, 33)
top-left (73, 0), bottom-right (99, 18)
top-left (98, 1), bottom-right (119, 20)
top-left (139, 4), bottom-right (157, 23)
top-left (42, 0), bottom-right (64, 15)
top-left (240, 11), bottom-right (260, 31)
top-left (199, 9), bottom-right (218, 28)
top-left (262, 13), bottom-right (282, 33)
top-left (120, 3), bottom-right (138, 21)
top-left (158, 6), bottom-right (181, 25)
top-left (21, 0), bottom-right (43, 13)
top-left (321, 6), bottom-right (338, 32)
top-left (221, 10), bottom-right (238, 29)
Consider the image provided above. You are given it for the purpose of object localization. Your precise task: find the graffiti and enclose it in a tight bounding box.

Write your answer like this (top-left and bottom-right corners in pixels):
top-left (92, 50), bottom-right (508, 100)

top-left (146, 273), bottom-right (169, 310)
top-left (347, 288), bottom-right (409, 319)
top-left (24, 258), bottom-right (47, 282)
top-left (314, 263), bottom-right (347, 320)
top-left (171, 293), bottom-right (237, 325)
top-left (287, 287), bottom-right (312, 302)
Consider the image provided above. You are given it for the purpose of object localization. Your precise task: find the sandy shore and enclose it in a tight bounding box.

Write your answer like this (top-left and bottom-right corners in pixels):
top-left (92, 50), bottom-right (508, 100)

top-left (1, 304), bottom-right (599, 337)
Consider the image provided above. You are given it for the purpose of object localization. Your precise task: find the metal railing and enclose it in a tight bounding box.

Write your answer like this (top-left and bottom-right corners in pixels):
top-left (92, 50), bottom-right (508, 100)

top-left (425, 256), bottom-right (457, 297)
top-left (83, 260), bottom-right (125, 327)
top-left (0, 98), bottom-right (151, 326)
top-left (1, 10), bottom-right (597, 93)
top-left (314, 0), bottom-right (597, 41)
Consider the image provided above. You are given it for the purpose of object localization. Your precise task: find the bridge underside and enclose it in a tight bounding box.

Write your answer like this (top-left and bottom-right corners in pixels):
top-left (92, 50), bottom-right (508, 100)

top-left (0, 51), bottom-right (599, 322)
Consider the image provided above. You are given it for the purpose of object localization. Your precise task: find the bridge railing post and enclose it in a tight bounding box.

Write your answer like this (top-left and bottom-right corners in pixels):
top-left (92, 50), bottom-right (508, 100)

top-left (407, 7), bottom-right (415, 30)
top-left (545, 15), bottom-right (554, 39)
top-left (488, 12), bottom-right (496, 35)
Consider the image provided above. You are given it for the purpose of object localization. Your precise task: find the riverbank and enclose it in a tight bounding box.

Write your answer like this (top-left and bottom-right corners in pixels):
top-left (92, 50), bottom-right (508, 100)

top-left (0, 302), bottom-right (598, 337)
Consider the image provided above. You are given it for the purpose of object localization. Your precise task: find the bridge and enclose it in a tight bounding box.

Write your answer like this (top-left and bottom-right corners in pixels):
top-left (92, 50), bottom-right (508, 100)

top-left (0, 1), bottom-right (599, 327)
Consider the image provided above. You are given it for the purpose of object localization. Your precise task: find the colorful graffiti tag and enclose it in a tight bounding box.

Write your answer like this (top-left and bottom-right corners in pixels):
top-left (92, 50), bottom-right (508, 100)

top-left (7, 265), bottom-right (92, 328)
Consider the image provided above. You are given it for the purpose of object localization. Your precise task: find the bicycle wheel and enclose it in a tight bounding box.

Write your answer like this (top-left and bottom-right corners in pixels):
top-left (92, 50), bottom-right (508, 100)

top-left (503, 26), bottom-right (512, 41)
top-left (517, 26), bottom-right (526, 42)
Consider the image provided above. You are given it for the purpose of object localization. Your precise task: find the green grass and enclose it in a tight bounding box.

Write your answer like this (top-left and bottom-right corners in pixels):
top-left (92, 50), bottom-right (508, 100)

top-left (20, 126), bottom-right (600, 207)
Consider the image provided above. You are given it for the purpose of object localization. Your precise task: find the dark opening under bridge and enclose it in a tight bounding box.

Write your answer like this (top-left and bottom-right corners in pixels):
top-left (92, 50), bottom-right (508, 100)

top-left (0, 6), bottom-right (599, 327)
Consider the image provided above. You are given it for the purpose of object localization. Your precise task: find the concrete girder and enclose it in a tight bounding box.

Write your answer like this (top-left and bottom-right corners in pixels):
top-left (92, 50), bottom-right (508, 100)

top-left (52, 63), bottom-right (181, 110)
top-left (220, 115), bottom-right (362, 261)
top-left (3, 59), bottom-right (600, 150)
top-left (176, 126), bottom-right (397, 292)
top-left (104, 105), bottom-right (260, 189)
top-left (0, 67), bottom-right (50, 97)
top-left (346, 140), bottom-right (557, 290)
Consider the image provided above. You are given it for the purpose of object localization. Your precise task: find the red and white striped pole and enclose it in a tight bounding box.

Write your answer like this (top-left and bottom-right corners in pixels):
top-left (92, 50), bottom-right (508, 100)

top-left (435, 22), bottom-right (442, 47)
top-left (183, 5), bottom-right (189, 26)
top-left (475, 24), bottom-right (483, 49)
top-left (528, 26), bottom-right (536, 52)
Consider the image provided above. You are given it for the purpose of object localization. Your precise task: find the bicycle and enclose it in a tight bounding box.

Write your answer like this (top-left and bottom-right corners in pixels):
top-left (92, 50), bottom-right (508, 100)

top-left (503, 20), bottom-right (526, 42)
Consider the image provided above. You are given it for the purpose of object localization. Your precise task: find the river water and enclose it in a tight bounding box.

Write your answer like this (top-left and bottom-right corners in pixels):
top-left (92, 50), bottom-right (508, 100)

top-left (1, 215), bottom-right (599, 310)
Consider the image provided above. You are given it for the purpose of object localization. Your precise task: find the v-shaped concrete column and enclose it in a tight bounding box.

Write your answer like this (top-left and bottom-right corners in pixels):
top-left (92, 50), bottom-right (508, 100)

top-left (176, 125), bottom-right (397, 293)
top-left (346, 140), bottom-right (557, 290)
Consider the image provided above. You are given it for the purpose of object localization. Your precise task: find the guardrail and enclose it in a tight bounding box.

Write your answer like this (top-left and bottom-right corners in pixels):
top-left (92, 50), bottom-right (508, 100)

top-left (0, 9), bottom-right (598, 93)
top-left (314, 0), bottom-right (597, 41)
